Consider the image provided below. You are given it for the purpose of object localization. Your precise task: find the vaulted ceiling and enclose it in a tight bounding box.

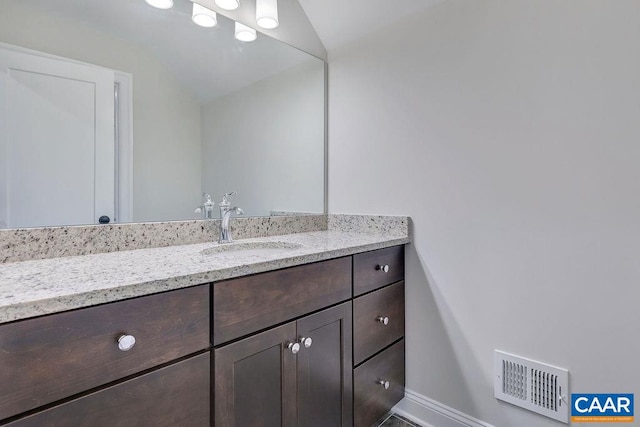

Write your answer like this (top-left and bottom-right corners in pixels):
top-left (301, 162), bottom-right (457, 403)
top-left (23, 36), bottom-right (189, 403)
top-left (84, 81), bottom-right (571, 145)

top-left (298, 0), bottom-right (444, 51)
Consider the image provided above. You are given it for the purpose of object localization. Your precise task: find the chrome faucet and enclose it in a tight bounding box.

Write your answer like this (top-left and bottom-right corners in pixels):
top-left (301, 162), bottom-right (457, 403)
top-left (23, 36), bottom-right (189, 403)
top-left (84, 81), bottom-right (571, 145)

top-left (218, 192), bottom-right (244, 244)
top-left (194, 193), bottom-right (215, 220)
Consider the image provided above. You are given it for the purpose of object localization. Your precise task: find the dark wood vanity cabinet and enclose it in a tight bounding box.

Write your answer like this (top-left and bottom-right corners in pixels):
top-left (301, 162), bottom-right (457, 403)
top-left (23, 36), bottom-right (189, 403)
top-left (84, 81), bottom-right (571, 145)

top-left (214, 303), bottom-right (352, 427)
top-left (0, 244), bottom-right (406, 427)
top-left (353, 246), bottom-right (406, 427)
top-left (213, 258), bottom-right (354, 427)
top-left (214, 246), bottom-right (406, 427)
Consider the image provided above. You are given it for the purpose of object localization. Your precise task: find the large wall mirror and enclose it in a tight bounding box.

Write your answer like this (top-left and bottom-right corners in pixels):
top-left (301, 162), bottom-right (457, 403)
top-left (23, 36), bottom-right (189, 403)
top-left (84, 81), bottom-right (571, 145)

top-left (0, 0), bottom-right (325, 229)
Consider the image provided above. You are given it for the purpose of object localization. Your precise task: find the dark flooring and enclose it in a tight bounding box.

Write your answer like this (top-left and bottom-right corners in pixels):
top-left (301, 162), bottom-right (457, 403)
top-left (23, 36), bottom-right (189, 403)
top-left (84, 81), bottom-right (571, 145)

top-left (377, 413), bottom-right (423, 427)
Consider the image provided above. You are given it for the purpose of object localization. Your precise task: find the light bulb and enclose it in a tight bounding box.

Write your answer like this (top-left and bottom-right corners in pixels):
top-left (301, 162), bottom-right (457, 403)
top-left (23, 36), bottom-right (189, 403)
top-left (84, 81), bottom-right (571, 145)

top-left (215, 0), bottom-right (239, 10)
top-left (192, 3), bottom-right (217, 27)
top-left (235, 22), bottom-right (257, 42)
top-left (256, 0), bottom-right (278, 29)
top-left (145, 0), bottom-right (173, 9)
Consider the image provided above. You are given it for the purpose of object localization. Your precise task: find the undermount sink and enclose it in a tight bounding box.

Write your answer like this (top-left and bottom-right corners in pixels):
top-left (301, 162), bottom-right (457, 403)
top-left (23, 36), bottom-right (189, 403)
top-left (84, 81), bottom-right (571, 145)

top-left (200, 241), bottom-right (303, 256)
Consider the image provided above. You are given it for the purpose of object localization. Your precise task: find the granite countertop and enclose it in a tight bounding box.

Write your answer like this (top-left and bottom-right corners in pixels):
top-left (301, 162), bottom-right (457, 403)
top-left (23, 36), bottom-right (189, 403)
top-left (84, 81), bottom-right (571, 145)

top-left (0, 230), bottom-right (410, 324)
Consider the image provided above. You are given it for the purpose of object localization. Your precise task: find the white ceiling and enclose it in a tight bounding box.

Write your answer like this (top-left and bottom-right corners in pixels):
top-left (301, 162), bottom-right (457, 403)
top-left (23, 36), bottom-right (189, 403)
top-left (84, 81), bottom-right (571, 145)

top-left (298, 0), bottom-right (444, 51)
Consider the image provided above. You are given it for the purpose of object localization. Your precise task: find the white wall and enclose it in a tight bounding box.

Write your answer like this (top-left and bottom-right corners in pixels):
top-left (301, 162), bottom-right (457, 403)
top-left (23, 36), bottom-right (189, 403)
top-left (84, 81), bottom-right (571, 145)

top-left (0, 2), bottom-right (202, 223)
top-left (329, 1), bottom-right (640, 425)
top-left (202, 60), bottom-right (325, 216)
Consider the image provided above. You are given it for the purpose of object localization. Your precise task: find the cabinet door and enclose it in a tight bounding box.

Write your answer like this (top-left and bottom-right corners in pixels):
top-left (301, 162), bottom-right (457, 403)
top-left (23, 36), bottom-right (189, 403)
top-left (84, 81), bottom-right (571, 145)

top-left (297, 302), bottom-right (353, 427)
top-left (214, 322), bottom-right (297, 427)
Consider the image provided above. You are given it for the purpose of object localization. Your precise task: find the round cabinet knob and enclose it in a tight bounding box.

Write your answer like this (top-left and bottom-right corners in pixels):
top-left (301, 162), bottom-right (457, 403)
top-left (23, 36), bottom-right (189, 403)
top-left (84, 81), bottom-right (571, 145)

top-left (377, 316), bottom-right (390, 326)
top-left (117, 334), bottom-right (136, 351)
top-left (378, 380), bottom-right (390, 389)
top-left (300, 337), bottom-right (313, 348)
top-left (377, 264), bottom-right (390, 273)
top-left (288, 342), bottom-right (301, 354)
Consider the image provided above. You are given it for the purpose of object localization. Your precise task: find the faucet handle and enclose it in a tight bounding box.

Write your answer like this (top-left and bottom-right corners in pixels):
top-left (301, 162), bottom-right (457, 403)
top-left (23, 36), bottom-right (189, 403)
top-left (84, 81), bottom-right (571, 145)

top-left (220, 192), bottom-right (237, 206)
top-left (203, 193), bottom-right (214, 208)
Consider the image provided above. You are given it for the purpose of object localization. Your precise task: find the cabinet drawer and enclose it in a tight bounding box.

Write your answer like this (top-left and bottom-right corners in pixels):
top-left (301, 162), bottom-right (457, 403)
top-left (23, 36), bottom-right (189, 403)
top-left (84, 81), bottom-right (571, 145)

top-left (5, 352), bottom-right (210, 427)
top-left (353, 281), bottom-right (404, 365)
top-left (214, 257), bottom-right (351, 345)
top-left (353, 246), bottom-right (404, 296)
top-left (0, 285), bottom-right (209, 420)
top-left (354, 339), bottom-right (405, 427)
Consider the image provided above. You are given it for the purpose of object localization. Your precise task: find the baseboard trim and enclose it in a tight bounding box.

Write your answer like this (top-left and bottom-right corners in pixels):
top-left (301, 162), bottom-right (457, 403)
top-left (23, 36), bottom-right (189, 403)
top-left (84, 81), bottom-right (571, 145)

top-left (392, 389), bottom-right (495, 427)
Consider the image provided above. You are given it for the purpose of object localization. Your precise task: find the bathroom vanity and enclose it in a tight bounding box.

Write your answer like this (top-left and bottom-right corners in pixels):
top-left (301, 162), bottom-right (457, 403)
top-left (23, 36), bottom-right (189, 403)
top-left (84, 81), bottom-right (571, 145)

top-left (0, 2), bottom-right (400, 424)
top-left (0, 216), bottom-right (409, 427)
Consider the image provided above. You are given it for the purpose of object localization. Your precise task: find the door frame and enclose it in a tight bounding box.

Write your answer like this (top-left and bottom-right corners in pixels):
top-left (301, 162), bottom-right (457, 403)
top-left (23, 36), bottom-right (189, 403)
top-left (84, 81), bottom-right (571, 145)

top-left (114, 71), bottom-right (133, 223)
top-left (0, 41), bottom-right (133, 225)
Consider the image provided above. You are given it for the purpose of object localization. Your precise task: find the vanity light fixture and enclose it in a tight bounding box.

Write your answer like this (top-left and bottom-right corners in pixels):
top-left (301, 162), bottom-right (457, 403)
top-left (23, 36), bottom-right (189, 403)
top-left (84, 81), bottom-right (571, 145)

top-left (256, 0), bottom-right (279, 29)
top-left (145, 0), bottom-right (174, 9)
top-left (235, 22), bottom-right (257, 42)
top-left (215, 0), bottom-right (239, 10)
top-left (192, 3), bottom-right (217, 27)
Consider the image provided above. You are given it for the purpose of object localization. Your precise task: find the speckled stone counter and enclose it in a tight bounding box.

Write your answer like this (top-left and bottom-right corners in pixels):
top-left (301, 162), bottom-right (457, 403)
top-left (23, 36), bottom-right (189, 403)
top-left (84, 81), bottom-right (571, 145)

top-left (0, 215), bottom-right (409, 324)
top-left (0, 214), bottom-right (328, 264)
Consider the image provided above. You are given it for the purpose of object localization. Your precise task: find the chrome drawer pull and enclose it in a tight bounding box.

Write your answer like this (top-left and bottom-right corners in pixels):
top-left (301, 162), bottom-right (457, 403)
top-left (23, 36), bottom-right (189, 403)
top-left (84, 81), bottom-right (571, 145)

top-left (377, 264), bottom-right (390, 273)
top-left (299, 337), bottom-right (313, 349)
top-left (288, 342), bottom-right (301, 354)
top-left (377, 316), bottom-right (390, 326)
top-left (117, 334), bottom-right (136, 352)
top-left (378, 380), bottom-right (390, 389)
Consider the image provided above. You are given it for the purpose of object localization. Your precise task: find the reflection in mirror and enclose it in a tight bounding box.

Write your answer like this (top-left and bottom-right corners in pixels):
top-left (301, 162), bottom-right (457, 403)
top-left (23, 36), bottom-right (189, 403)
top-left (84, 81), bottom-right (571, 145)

top-left (0, 0), bottom-right (325, 229)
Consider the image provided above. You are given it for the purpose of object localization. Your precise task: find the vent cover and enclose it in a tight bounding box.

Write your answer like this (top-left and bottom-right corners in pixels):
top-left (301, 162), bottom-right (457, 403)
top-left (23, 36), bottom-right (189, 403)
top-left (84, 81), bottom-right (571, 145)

top-left (494, 350), bottom-right (569, 423)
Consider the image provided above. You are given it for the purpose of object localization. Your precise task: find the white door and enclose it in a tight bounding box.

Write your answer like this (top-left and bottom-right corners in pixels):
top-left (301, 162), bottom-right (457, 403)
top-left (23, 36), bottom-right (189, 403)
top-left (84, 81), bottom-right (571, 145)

top-left (0, 47), bottom-right (115, 228)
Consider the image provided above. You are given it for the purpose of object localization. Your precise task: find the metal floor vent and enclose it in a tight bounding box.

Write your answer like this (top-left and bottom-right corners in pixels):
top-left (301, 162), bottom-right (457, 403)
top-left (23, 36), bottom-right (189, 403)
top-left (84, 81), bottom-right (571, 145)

top-left (494, 350), bottom-right (569, 423)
